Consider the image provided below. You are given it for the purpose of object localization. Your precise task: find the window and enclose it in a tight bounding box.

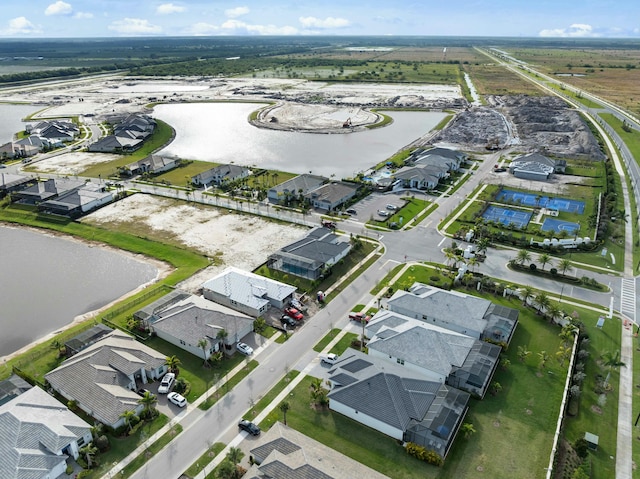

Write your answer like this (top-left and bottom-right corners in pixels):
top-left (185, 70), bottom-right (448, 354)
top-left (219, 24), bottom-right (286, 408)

top-left (397, 358), bottom-right (405, 365)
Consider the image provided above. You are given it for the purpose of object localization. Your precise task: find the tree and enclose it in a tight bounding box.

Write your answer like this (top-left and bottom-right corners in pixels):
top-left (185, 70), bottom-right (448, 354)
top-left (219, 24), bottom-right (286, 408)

top-left (80, 443), bottom-right (98, 469)
top-left (559, 258), bottom-right (573, 275)
top-left (461, 422), bottom-right (476, 438)
top-left (137, 390), bottom-right (158, 418)
top-left (520, 285), bottom-right (534, 307)
top-left (467, 256), bottom-right (479, 273)
top-left (517, 345), bottom-right (531, 362)
top-left (216, 329), bottom-right (229, 349)
top-left (279, 401), bottom-right (291, 425)
top-left (546, 302), bottom-right (562, 324)
top-left (216, 458), bottom-right (238, 479)
top-left (120, 410), bottom-right (137, 433)
top-left (516, 249), bottom-right (531, 266)
top-left (538, 253), bottom-right (552, 271)
top-left (226, 446), bottom-right (244, 467)
top-left (601, 350), bottom-right (626, 387)
top-left (165, 355), bottom-right (182, 376)
top-left (537, 351), bottom-right (549, 370)
top-left (476, 237), bottom-right (490, 254)
top-left (198, 338), bottom-right (210, 367)
top-left (534, 292), bottom-right (550, 315)
top-left (253, 317), bottom-right (267, 334)
top-left (490, 381), bottom-right (502, 395)
top-left (556, 345), bottom-right (572, 366)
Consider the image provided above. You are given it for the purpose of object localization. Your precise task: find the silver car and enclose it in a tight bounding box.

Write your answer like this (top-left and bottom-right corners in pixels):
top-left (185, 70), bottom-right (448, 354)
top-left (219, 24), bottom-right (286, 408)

top-left (237, 342), bottom-right (254, 355)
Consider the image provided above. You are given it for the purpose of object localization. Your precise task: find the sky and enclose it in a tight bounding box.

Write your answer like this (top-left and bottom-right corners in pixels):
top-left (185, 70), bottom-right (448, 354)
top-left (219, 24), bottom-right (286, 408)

top-left (0, 0), bottom-right (638, 38)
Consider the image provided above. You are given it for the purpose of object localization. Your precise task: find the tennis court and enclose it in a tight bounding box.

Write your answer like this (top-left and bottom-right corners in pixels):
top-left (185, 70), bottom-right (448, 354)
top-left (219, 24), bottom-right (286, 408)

top-left (482, 205), bottom-right (532, 228)
top-left (497, 189), bottom-right (585, 214)
top-left (541, 218), bottom-right (580, 235)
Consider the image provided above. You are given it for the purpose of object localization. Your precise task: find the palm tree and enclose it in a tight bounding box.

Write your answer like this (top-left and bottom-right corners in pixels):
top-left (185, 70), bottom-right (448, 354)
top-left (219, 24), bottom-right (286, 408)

top-left (556, 345), bottom-right (572, 366)
top-left (80, 443), bottom-right (98, 469)
top-left (216, 329), bottom-right (229, 350)
top-left (197, 338), bottom-right (210, 367)
top-left (534, 292), bottom-right (550, 315)
top-left (516, 249), bottom-right (531, 266)
top-left (226, 446), bottom-right (244, 468)
top-left (538, 253), bottom-right (552, 271)
top-left (559, 258), bottom-right (573, 276)
top-left (491, 381), bottom-right (502, 396)
top-left (476, 237), bottom-right (490, 255)
top-left (601, 350), bottom-right (626, 387)
top-left (520, 285), bottom-right (534, 307)
top-left (165, 355), bottom-right (182, 376)
top-left (137, 390), bottom-right (157, 418)
top-left (517, 345), bottom-right (531, 362)
top-left (461, 422), bottom-right (476, 438)
top-left (279, 401), bottom-right (291, 425)
top-left (444, 249), bottom-right (458, 268)
top-left (537, 351), bottom-right (549, 370)
top-left (467, 256), bottom-right (479, 273)
top-left (120, 409), bottom-right (137, 433)
top-left (546, 302), bottom-right (562, 324)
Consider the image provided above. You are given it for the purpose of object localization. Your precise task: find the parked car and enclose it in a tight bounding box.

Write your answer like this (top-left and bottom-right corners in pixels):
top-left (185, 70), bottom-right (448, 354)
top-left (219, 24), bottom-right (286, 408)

top-left (236, 342), bottom-right (254, 356)
top-left (322, 221), bottom-right (337, 229)
top-left (167, 391), bottom-right (187, 408)
top-left (348, 311), bottom-right (371, 323)
top-left (137, 388), bottom-right (152, 397)
top-left (239, 419), bottom-right (261, 436)
top-left (158, 372), bottom-right (175, 394)
top-left (386, 204), bottom-right (397, 211)
top-left (284, 307), bottom-right (303, 321)
top-left (280, 315), bottom-right (297, 328)
top-left (377, 210), bottom-right (389, 217)
top-left (320, 353), bottom-right (339, 365)
top-left (346, 208), bottom-right (357, 215)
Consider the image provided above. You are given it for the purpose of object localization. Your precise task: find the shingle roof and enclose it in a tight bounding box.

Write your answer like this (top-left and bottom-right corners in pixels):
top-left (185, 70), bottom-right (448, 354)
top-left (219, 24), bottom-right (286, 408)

top-left (0, 387), bottom-right (91, 479)
top-left (45, 330), bottom-right (165, 426)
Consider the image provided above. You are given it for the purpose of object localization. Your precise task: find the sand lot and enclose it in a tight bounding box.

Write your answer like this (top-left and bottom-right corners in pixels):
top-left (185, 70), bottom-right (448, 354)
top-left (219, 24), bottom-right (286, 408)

top-left (82, 194), bottom-right (308, 292)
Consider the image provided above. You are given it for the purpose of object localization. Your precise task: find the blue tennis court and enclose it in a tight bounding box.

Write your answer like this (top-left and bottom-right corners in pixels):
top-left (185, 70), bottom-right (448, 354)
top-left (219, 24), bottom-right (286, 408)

top-left (497, 189), bottom-right (585, 214)
top-left (482, 205), bottom-right (532, 228)
top-left (541, 218), bottom-right (580, 234)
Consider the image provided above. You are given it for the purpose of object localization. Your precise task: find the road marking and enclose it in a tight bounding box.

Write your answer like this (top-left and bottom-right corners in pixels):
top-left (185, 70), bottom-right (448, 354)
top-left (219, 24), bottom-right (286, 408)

top-left (620, 277), bottom-right (636, 324)
top-left (380, 259), bottom-right (400, 270)
top-left (438, 237), bottom-right (446, 247)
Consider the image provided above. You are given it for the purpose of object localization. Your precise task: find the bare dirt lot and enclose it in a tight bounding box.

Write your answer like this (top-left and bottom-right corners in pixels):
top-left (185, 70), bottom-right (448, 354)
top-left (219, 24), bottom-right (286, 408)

top-left (82, 194), bottom-right (307, 292)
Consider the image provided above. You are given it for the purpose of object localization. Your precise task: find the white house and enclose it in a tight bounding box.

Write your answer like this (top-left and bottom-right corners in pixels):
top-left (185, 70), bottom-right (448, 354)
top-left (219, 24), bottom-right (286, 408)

top-left (191, 164), bottom-right (251, 187)
top-left (202, 266), bottom-right (296, 317)
top-left (0, 386), bottom-right (93, 479)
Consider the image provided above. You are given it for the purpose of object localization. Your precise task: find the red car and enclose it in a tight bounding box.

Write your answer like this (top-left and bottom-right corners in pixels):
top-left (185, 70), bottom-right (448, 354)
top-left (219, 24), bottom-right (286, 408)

top-left (285, 307), bottom-right (304, 321)
top-left (348, 312), bottom-right (371, 323)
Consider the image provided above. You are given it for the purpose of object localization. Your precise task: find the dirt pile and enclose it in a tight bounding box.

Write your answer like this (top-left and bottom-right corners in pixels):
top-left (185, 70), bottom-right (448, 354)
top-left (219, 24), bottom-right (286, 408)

top-left (428, 107), bottom-right (509, 149)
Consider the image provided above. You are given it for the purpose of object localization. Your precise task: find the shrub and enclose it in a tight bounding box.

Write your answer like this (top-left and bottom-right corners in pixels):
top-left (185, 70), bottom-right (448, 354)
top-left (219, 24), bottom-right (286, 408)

top-left (95, 434), bottom-right (110, 452)
top-left (405, 442), bottom-right (444, 467)
top-left (174, 377), bottom-right (191, 395)
top-left (529, 263), bottom-right (537, 271)
top-left (550, 267), bottom-right (558, 275)
top-left (574, 437), bottom-right (589, 458)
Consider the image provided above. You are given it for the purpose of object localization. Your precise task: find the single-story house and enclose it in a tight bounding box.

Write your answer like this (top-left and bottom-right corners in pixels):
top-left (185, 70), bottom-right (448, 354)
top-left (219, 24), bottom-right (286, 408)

top-left (150, 294), bottom-right (254, 358)
top-left (268, 227), bottom-right (352, 280)
top-left (14, 135), bottom-right (50, 152)
top-left (133, 289), bottom-right (193, 327)
top-left (202, 266), bottom-right (296, 317)
top-left (409, 147), bottom-right (466, 171)
top-left (366, 311), bottom-right (501, 398)
top-left (0, 172), bottom-right (34, 197)
top-left (0, 141), bottom-right (38, 160)
top-left (88, 134), bottom-right (143, 153)
top-left (64, 324), bottom-right (113, 357)
top-left (245, 421), bottom-right (391, 479)
top-left (45, 330), bottom-right (167, 429)
top-left (304, 181), bottom-right (359, 211)
top-left (12, 178), bottom-right (85, 205)
top-left (393, 164), bottom-right (447, 190)
top-left (387, 283), bottom-right (518, 344)
top-left (0, 386), bottom-right (93, 479)
top-left (28, 120), bottom-right (79, 139)
top-left (327, 349), bottom-right (469, 459)
top-left (267, 174), bottom-right (326, 205)
top-left (38, 182), bottom-right (115, 218)
top-left (192, 164), bottom-right (251, 188)
top-left (508, 152), bottom-right (566, 180)
top-left (124, 155), bottom-right (180, 176)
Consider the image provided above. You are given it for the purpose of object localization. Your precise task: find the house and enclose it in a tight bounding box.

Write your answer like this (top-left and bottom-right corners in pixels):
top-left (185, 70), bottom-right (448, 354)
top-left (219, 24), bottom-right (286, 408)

top-left (124, 155), bottom-right (180, 177)
top-left (133, 289), bottom-right (193, 327)
top-left (202, 267), bottom-right (296, 317)
top-left (327, 349), bottom-right (469, 459)
top-left (304, 181), bottom-right (359, 211)
top-left (38, 182), bottom-right (115, 218)
top-left (387, 283), bottom-right (518, 344)
top-left (45, 330), bottom-right (167, 429)
top-left (148, 294), bottom-right (254, 358)
top-left (192, 164), bottom-right (251, 188)
top-left (0, 374), bottom-right (32, 406)
top-left (12, 178), bottom-right (85, 205)
top-left (267, 174), bottom-right (326, 205)
top-left (88, 134), bottom-right (143, 153)
top-left (366, 311), bottom-right (501, 397)
top-left (409, 147), bottom-right (466, 171)
top-left (268, 227), bottom-right (352, 280)
top-left (0, 172), bottom-right (34, 197)
top-left (64, 324), bottom-right (113, 357)
top-left (0, 386), bottom-right (93, 479)
top-left (245, 421), bottom-right (391, 479)
top-left (393, 163), bottom-right (447, 190)
top-left (14, 135), bottom-right (50, 152)
top-left (508, 152), bottom-right (566, 181)
top-left (29, 120), bottom-right (79, 140)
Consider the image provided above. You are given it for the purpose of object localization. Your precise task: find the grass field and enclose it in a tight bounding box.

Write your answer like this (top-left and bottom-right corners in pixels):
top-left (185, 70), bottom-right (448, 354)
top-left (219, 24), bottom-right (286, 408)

top-left (463, 62), bottom-right (542, 96)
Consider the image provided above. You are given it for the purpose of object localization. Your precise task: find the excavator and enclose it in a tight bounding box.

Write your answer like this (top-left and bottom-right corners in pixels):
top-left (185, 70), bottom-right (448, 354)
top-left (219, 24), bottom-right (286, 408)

top-left (343, 117), bottom-right (352, 128)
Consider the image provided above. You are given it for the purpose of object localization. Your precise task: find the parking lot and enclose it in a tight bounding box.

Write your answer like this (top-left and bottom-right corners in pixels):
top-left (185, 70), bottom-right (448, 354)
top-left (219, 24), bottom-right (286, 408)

top-left (347, 192), bottom-right (406, 222)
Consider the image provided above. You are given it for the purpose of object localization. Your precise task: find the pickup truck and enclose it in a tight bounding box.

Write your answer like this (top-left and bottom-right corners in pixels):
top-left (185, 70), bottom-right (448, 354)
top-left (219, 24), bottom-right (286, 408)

top-left (319, 353), bottom-right (339, 366)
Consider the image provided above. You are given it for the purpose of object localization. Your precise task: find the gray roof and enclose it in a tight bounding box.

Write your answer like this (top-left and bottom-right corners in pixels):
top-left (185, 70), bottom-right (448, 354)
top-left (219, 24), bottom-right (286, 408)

top-left (394, 164), bottom-right (444, 184)
top-left (0, 173), bottom-right (33, 191)
top-left (245, 421), bottom-right (390, 479)
top-left (305, 181), bottom-right (358, 204)
top-left (0, 386), bottom-right (91, 479)
top-left (0, 375), bottom-right (32, 406)
top-left (134, 289), bottom-right (192, 323)
top-left (202, 267), bottom-right (296, 311)
top-left (39, 183), bottom-right (113, 212)
top-left (272, 228), bottom-right (351, 269)
top-left (269, 174), bottom-right (326, 196)
top-left (64, 324), bottom-right (113, 356)
top-left (45, 330), bottom-right (165, 426)
top-left (15, 178), bottom-right (85, 202)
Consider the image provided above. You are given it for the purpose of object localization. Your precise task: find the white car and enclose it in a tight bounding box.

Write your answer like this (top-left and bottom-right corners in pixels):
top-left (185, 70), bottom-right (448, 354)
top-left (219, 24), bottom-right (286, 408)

top-left (158, 372), bottom-right (175, 394)
top-left (237, 342), bottom-right (254, 355)
top-left (386, 204), bottom-right (398, 211)
top-left (167, 391), bottom-right (187, 408)
top-left (377, 210), bottom-right (389, 217)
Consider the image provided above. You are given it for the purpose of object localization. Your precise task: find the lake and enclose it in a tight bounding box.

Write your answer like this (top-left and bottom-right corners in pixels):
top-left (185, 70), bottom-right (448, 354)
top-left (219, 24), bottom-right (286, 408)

top-left (0, 103), bottom-right (41, 144)
top-left (154, 103), bottom-right (446, 178)
top-left (0, 226), bottom-right (158, 358)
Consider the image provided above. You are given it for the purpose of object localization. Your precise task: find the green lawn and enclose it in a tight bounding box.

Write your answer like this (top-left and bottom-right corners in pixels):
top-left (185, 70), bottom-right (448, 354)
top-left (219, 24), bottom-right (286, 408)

top-left (368, 197), bottom-right (430, 228)
top-left (313, 329), bottom-right (342, 353)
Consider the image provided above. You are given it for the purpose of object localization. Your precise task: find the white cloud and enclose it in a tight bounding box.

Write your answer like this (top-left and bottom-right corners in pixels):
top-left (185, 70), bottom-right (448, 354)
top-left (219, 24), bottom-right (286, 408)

top-left (74, 12), bottom-right (94, 19)
top-left (539, 23), bottom-right (599, 38)
top-left (45, 1), bottom-right (73, 16)
top-left (108, 18), bottom-right (163, 35)
top-left (188, 22), bottom-right (220, 35)
top-left (220, 19), bottom-right (298, 35)
top-left (157, 3), bottom-right (185, 15)
top-left (225, 6), bottom-right (250, 18)
top-left (3, 17), bottom-right (42, 35)
top-left (299, 16), bottom-right (350, 29)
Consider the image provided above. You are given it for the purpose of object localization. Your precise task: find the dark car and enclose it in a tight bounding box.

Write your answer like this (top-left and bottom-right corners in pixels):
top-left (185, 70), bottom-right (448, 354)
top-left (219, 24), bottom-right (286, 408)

top-left (280, 315), bottom-right (297, 328)
top-left (239, 419), bottom-right (261, 436)
top-left (346, 208), bottom-right (357, 215)
top-left (137, 388), bottom-right (152, 397)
